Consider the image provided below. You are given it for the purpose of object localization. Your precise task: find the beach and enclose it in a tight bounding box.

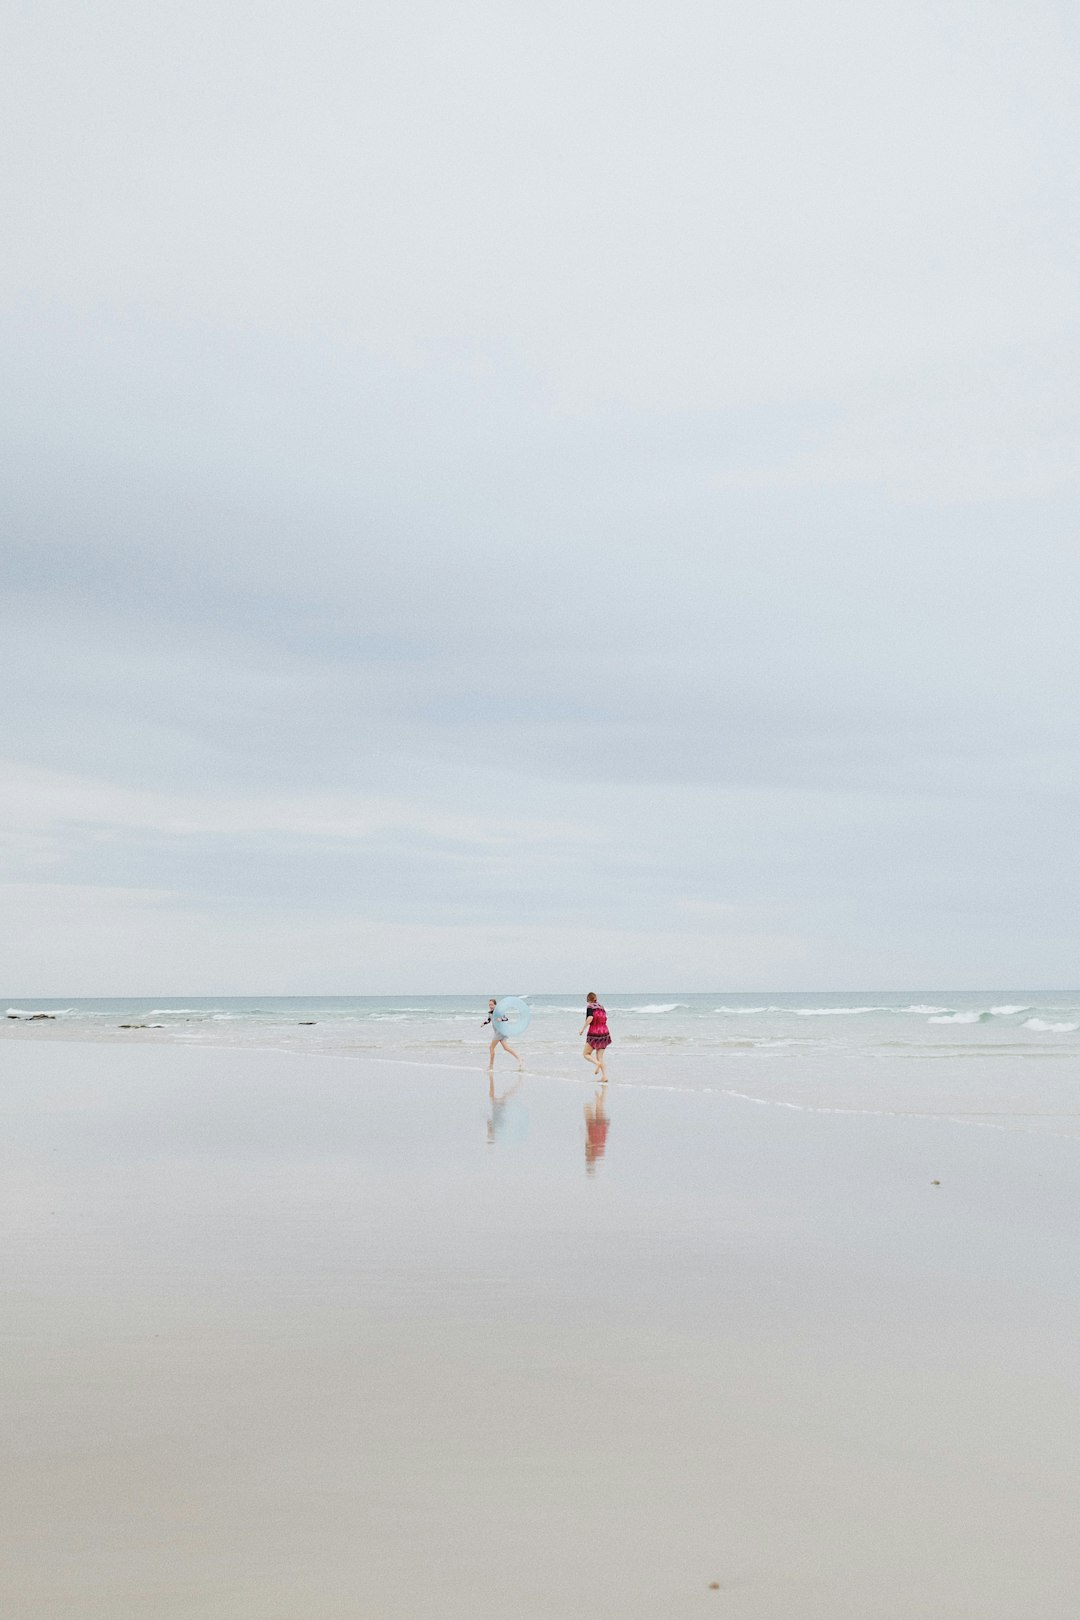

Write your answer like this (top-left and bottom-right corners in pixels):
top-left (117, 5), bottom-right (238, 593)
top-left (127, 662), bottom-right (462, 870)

top-left (3, 1030), bottom-right (1080, 1618)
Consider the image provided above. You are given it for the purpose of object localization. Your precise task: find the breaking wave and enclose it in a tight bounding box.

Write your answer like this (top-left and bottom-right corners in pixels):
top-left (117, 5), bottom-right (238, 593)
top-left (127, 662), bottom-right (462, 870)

top-left (621, 1003), bottom-right (687, 1014)
top-left (6, 1006), bottom-right (76, 1018)
top-left (795, 1006), bottom-right (885, 1017)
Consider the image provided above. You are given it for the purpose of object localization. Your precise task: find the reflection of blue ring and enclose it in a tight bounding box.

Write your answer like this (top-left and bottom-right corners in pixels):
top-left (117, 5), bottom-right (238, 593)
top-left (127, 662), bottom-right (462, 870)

top-left (492, 996), bottom-right (531, 1041)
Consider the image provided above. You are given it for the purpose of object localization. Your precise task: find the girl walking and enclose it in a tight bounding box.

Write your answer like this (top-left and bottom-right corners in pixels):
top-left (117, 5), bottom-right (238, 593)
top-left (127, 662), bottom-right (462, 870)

top-left (579, 992), bottom-right (611, 1080)
top-left (484, 997), bottom-right (523, 1070)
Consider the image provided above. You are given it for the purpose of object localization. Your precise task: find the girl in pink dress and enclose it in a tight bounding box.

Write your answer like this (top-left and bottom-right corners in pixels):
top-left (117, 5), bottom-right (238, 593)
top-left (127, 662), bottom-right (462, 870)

top-left (579, 992), bottom-right (611, 1080)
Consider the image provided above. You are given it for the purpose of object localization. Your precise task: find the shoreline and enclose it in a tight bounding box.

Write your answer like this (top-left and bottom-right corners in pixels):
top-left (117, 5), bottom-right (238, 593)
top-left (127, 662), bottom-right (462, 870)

top-left (4, 1023), bottom-right (1080, 1144)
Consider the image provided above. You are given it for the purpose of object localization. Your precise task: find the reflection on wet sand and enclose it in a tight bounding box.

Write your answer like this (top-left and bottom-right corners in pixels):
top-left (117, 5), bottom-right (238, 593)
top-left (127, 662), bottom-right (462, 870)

top-left (487, 1071), bottom-right (526, 1145)
top-left (584, 1086), bottom-right (610, 1175)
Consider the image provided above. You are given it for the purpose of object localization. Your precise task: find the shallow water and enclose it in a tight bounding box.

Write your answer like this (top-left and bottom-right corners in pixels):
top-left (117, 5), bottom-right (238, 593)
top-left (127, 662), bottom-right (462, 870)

top-left (5, 990), bottom-right (1080, 1136)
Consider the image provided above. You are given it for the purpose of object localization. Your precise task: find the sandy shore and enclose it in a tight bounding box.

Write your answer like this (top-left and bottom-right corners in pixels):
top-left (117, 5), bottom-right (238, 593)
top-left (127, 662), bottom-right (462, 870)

top-left (2, 1039), bottom-right (1080, 1618)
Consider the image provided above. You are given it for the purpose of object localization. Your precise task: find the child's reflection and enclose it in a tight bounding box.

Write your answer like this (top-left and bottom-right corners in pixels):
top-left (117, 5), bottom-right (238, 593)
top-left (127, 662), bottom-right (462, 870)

top-left (487, 1071), bottom-right (526, 1146)
top-left (584, 1085), bottom-right (610, 1175)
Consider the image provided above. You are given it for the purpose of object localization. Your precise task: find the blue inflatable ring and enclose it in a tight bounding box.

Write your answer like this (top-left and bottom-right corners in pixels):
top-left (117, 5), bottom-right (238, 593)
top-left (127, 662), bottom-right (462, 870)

top-left (491, 996), bottom-right (531, 1041)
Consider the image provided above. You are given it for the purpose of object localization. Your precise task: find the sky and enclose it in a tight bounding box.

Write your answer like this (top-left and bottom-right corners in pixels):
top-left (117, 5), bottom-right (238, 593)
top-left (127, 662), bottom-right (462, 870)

top-left (2, 0), bottom-right (1079, 993)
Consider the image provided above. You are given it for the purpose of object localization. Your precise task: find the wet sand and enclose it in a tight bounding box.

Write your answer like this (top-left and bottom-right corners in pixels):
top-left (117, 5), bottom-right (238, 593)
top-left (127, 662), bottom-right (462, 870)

top-left (3, 1039), bottom-right (1080, 1618)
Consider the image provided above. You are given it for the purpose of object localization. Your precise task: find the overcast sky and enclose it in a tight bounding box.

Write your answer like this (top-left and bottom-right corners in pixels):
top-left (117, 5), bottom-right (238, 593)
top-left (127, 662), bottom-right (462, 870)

top-left (3, 0), bottom-right (1079, 993)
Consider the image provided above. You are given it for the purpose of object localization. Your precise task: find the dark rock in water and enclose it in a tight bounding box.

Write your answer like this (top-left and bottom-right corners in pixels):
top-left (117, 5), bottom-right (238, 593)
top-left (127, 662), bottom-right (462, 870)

top-left (119, 1024), bottom-right (149, 1029)
top-left (299, 1021), bottom-right (316, 1025)
top-left (13, 1013), bottom-right (56, 1021)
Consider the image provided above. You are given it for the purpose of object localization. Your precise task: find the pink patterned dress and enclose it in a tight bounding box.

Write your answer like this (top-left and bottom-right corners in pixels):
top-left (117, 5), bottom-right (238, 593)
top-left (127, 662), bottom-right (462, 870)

top-left (585, 1003), bottom-right (611, 1050)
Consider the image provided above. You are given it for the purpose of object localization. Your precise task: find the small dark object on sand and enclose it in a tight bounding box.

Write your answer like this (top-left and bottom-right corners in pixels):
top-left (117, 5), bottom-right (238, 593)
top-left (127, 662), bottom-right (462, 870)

top-left (708, 1581), bottom-right (721, 1590)
top-left (931, 1179), bottom-right (940, 1185)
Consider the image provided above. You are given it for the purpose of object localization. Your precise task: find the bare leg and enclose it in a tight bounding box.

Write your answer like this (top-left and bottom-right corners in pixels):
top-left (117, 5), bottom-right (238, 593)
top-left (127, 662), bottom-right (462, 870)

top-left (488, 1038), bottom-right (498, 1069)
top-left (503, 1043), bottom-right (523, 1069)
top-left (583, 1042), bottom-right (598, 1070)
top-left (595, 1045), bottom-right (608, 1081)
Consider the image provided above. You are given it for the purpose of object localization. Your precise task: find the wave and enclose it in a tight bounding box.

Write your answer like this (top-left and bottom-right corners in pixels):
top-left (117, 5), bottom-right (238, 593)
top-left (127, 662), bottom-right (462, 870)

top-left (794, 1006), bottom-right (884, 1017)
top-left (713, 1005), bottom-right (771, 1015)
top-left (534, 1002), bottom-right (694, 1014)
top-left (621, 1003), bottom-right (687, 1014)
top-left (147, 1008), bottom-right (201, 1015)
top-left (990, 1005), bottom-right (1032, 1016)
top-left (928, 1011), bottom-right (986, 1024)
top-left (1023, 1019), bottom-right (1080, 1033)
top-left (6, 1006), bottom-right (75, 1018)
top-left (905, 1004), bottom-right (952, 1015)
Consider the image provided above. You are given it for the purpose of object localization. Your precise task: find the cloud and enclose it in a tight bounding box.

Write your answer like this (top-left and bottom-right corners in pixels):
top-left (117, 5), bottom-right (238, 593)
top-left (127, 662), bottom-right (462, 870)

top-left (752, 340), bottom-right (1080, 503)
top-left (5, 0), bottom-right (1075, 409)
top-left (0, 880), bottom-right (813, 996)
top-left (2, 0), bottom-right (1080, 986)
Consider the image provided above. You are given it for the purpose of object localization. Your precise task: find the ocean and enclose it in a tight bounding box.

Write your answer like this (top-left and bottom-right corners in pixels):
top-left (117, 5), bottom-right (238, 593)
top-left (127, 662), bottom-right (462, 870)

top-left (5, 990), bottom-right (1080, 1136)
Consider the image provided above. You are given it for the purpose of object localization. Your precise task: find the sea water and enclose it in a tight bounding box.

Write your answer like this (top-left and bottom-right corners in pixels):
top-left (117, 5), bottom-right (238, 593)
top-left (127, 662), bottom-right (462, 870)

top-left (5, 991), bottom-right (1080, 1137)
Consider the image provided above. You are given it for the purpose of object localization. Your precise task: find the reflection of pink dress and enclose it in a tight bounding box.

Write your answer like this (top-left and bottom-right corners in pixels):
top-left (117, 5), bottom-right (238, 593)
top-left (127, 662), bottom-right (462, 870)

top-left (585, 1004), bottom-right (611, 1049)
top-left (586, 1114), bottom-right (609, 1162)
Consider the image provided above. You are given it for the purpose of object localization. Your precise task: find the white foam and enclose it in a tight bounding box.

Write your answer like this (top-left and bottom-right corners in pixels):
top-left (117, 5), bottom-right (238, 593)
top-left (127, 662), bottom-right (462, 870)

top-left (794, 1006), bottom-right (883, 1016)
top-left (1023, 1018), bottom-right (1080, 1033)
top-left (147, 1008), bottom-right (201, 1015)
top-left (713, 1005), bottom-right (771, 1015)
top-left (621, 1003), bottom-right (686, 1014)
top-left (6, 1006), bottom-right (75, 1017)
top-left (990, 1005), bottom-right (1032, 1016)
top-left (905, 1004), bottom-right (952, 1015)
top-left (928, 1011), bottom-right (984, 1024)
